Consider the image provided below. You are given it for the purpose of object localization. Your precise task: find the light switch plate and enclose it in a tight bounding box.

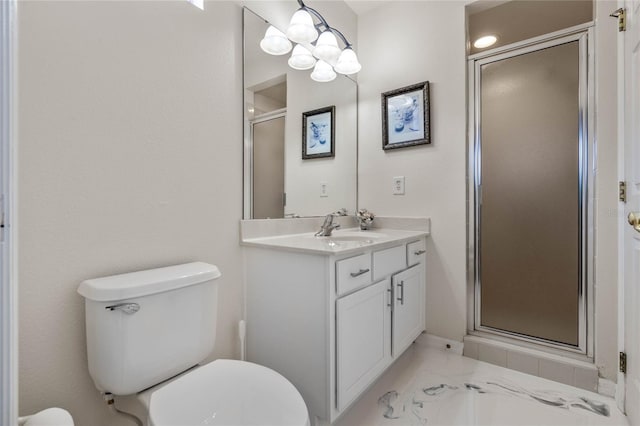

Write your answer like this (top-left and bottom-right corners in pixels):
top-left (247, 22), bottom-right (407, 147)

top-left (393, 176), bottom-right (405, 195)
top-left (320, 182), bottom-right (329, 197)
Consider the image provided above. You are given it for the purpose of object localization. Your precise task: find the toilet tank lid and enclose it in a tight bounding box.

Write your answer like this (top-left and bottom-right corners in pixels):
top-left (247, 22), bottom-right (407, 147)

top-left (77, 262), bottom-right (221, 302)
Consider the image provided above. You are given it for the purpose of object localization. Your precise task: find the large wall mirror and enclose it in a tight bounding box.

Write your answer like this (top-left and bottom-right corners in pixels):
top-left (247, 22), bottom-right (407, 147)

top-left (243, 6), bottom-right (358, 219)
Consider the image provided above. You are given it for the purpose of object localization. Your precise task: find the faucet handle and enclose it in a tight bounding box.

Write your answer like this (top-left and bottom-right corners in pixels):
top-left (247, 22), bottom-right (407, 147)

top-left (321, 214), bottom-right (334, 227)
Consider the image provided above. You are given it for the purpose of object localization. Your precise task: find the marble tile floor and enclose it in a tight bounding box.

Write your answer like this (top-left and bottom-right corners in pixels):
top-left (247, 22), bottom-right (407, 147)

top-left (334, 342), bottom-right (629, 426)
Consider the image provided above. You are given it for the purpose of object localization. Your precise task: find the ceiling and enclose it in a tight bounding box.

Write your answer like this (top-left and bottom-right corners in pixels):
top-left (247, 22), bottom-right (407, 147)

top-left (343, 0), bottom-right (391, 16)
top-left (343, 0), bottom-right (507, 17)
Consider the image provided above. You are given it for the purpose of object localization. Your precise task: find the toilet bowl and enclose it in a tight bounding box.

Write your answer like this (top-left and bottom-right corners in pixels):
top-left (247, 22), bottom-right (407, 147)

top-left (144, 360), bottom-right (309, 426)
top-left (18, 408), bottom-right (74, 426)
top-left (78, 262), bottom-right (309, 426)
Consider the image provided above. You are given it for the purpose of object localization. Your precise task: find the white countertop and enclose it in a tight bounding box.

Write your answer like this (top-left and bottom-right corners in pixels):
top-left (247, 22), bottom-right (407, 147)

top-left (241, 227), bottom-right (429, 255)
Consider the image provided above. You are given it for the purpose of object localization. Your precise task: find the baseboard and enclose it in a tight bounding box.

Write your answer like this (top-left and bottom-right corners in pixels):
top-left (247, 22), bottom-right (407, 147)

top-left (416, 333), bottom-right (464, 355)
top-left (597, 378), bottom-right (616, 398)
top-left (463, 335), bottom-right (598, 392)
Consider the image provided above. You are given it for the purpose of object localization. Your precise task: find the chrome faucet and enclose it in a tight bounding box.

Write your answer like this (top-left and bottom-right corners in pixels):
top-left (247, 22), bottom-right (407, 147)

top-left (315, 214), bottom-right (341, 237)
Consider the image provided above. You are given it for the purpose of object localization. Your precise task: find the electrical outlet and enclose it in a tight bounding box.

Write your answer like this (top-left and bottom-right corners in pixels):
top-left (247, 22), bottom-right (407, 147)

top-left (320, 182), bottom-right (329, 197)
top-left (393, 176), bottom-right (405, 195)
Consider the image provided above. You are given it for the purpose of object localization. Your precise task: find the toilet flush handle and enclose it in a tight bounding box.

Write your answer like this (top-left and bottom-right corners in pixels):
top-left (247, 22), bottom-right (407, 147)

top-left (105, 302), bottom-right (140, 314)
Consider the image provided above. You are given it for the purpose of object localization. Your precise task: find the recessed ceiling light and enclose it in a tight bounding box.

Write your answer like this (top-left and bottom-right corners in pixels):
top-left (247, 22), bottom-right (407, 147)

top-left (474, 35), bottom-right (498, 49)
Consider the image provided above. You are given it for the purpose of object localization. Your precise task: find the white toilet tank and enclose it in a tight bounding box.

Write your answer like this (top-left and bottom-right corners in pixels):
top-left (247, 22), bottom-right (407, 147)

top-left (77, 262), bottom-right (221, 395)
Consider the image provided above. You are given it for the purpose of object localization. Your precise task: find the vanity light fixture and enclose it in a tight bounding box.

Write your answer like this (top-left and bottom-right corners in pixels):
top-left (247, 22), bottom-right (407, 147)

top-left (310, 60), bottom-right (337, 82)
top-left (260, 0), bottom-right (361, 82)
top-left (473, 35), bottom-right (498, 49)
top-left (288, 44), bottom-right (316, 70)
top-left (260, 25), bottom-right (293, 55)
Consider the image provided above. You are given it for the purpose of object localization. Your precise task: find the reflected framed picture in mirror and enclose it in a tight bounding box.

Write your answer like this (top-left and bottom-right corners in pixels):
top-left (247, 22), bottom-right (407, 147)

top-left (382, 81), bottom-right (431, 150)
top-left (302, 106), bottom-right (335, 159)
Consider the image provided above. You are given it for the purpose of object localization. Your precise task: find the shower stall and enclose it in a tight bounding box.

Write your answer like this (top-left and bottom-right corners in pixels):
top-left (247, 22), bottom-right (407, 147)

top-left (468, 26), bottom-right (593, 355)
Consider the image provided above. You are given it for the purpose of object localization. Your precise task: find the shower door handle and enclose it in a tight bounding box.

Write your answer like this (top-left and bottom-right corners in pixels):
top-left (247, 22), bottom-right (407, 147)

top-left (628, 212), bottom-right (640, 233)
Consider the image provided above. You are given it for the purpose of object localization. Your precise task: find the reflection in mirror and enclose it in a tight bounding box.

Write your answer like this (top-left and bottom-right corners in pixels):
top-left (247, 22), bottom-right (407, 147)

top-left (243, 7), bottom-right (357, 219)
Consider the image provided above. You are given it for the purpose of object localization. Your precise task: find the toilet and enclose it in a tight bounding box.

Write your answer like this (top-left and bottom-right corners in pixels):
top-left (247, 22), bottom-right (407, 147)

top-left (18, 408), bottom-right (74, 426)
top-left (77, 262), bottom-right (309, 426)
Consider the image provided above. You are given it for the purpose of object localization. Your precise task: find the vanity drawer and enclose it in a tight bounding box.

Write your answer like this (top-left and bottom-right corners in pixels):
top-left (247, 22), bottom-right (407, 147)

top-left (336, 253), bottom-right (372, 296)
top-left (407, 240), bottom-right (426, 266)
top-left (373, 245), bottom-right (406, 281)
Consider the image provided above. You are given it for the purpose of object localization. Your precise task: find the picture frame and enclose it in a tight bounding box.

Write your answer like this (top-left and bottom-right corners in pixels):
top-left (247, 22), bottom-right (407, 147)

top-left (381, 81), bottom-right (431, 150)
top-left (302, 106), bottom-right (335, 160)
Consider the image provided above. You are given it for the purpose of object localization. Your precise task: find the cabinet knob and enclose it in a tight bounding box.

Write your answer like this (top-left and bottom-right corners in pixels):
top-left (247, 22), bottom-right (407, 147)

top-left (414, 249), bottom-right (426, 255)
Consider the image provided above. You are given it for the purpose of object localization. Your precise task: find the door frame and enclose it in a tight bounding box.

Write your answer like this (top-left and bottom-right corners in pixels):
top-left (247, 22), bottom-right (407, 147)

top-left (466, 23), bottom-right (595, 358)
top-left (615, 0), bottom-right (625, 410)
top-left (616, 0), bottom-right (640, 414)
top-left (0, 0), bottom-right (18, 424)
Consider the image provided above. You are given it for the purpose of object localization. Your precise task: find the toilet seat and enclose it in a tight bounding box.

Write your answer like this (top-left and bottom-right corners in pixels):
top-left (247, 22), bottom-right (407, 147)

top-left (148, 359), bottom-right (309, 426)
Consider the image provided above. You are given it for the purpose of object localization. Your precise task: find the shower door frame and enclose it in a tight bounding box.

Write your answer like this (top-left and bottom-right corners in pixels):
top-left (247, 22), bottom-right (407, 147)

top-left (467, 23), bottom-right (595, 357)
top-left (246, 109), bottom-right (287, 219)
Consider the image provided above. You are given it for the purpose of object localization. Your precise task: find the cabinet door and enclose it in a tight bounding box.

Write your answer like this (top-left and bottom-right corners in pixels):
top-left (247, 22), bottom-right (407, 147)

top-left (392, 264), bottom-right (425, 356)
top-left (336, 279), bottom-right (391, 411)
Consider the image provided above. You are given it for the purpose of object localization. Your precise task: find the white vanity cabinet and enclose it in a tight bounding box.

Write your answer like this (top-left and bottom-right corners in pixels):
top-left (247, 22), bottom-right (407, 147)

top-left (244, 234), bottom-right (427, 424)
top-left (392, 265), bottom-right (425, 356)
top-left (336, 278), bottom-right (391, 411)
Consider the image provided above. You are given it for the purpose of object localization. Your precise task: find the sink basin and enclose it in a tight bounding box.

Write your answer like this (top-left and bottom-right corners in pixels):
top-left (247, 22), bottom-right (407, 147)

top-left (329, 235), bottom-right (378, 243)
top-left (293, 230), bottom-right (389, 248)
top-left (322, 231), bottom-right (388, 245)
top-left (329, 231), bottom-right (386, 240)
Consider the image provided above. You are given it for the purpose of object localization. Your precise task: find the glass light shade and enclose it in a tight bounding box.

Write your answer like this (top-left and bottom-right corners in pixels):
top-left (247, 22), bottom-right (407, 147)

top-left (313, 30), bottom-right (341, 64)
top-left (310, 60), bottom-right (336, 82)
top-left (286, 9), bottom-right (318, 44)
top-left (260, 25), bottom-right (292, 55)
top-left (473, 35), bottom-right (498, 49)
top-left (288, 44), bottom-right (316, 70)
top-left (334, 47), bottom-right (361, 75)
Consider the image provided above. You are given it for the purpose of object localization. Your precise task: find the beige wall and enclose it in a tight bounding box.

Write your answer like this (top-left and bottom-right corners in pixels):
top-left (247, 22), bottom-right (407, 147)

top-left (468, 0), bottom-right (592, 55)
top-left (17, 1), bottom-right (243, 424)
top-left (356, 1), bottom-right (468, 341)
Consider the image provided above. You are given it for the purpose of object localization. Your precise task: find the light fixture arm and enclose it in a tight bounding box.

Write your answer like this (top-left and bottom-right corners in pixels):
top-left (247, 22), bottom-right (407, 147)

top-left (296, 0), bottom-right (353, 48)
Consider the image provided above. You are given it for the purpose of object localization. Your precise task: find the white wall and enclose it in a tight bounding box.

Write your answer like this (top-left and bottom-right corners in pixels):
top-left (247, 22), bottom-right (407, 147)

top-left (17, 1), bottom-right (243, 425)
top-left (357, 1), bottom-right (468, 341)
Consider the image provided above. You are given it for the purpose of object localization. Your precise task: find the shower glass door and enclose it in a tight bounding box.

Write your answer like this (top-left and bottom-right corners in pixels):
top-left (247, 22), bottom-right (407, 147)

top-left (473, 32), bottom-right (589, 351)
top-left (251, 114), bottom-right (285, 219)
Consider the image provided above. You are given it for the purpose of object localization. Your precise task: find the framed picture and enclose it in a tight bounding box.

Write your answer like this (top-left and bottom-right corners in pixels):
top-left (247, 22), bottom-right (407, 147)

top-left (302, 106), bottom-right (335, 159)
top-left (381, 81), bottom-right (431, 150)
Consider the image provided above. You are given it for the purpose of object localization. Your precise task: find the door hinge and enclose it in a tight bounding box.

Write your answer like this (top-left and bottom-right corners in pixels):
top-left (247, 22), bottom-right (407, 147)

top-left (610, 8), bottom-right (626, 32)
top-left (620, 351), bottom-right (627, 374)
top-left (619, 181), bottom-right (627, 203)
